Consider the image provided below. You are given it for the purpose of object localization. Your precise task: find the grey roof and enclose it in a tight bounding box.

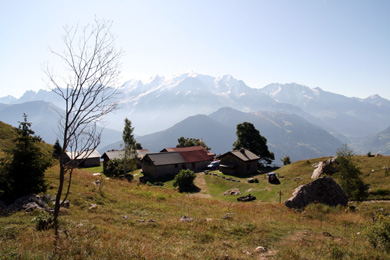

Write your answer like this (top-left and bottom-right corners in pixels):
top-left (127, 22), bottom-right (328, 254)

top-left (102, 150), bottom-right (125, 160)
top-left (102, 149), bottom-right (150, 160)
top-left (221, 149), bottom-right (260, 162)
top-left (65, 150), bottom-right (101, 160)
top-left (143, 152), bottom-right (186, 166)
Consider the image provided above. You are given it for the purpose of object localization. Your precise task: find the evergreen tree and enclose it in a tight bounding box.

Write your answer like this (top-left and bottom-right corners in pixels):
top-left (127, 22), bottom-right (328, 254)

top-left (122, 118), bottom-right (138, 173)
top-left (233, 122), bottom-right (274, 164)
top-left (52, 139), bottom-right (62, 159)
top-left (0, 114), bottom-right (51, 201)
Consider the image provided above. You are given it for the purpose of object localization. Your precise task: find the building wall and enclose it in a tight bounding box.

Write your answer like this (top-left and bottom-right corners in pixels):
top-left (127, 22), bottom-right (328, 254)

top-left (220, 153), bottom-right (258, 175)
top-left (186, 161), bottom-right (210, 172)
top-left (80, 157), bottom-right (101, 168)
top-left (142, 163), bottom-right (186, 179)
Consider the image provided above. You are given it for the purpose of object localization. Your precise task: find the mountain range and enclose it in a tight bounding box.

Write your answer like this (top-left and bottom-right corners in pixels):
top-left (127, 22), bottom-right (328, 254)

top-left (1, 72), bottom-right (389, 161)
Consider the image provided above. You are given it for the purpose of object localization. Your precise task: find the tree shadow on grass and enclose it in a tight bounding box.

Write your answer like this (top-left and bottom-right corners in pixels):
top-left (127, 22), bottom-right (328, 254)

top-left (179, 185), bottom-right (201, 194)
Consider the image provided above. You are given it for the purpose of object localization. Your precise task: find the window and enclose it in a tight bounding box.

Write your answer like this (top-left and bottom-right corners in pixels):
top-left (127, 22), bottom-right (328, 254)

top-left (175, 164), bottom-right (178, 168)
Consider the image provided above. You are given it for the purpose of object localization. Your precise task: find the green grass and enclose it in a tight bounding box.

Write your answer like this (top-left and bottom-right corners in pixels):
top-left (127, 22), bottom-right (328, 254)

top-left (1, 162), bottom-right (390, 259)
top-left (2, 141), bottom-right (390, 259)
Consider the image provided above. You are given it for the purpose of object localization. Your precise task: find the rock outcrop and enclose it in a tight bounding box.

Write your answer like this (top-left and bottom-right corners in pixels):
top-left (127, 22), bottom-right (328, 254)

top-left (311, 157), bottom-right (337, 179)
top-left (285, 177), bottom-right (348, 209)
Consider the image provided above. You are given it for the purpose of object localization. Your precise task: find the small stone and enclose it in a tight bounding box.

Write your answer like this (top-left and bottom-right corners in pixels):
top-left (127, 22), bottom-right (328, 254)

top-left (89, 204), bottom-right (97, 210)
top-left (93, 180), bottom-right (101, 186)
top-left (93, 173), bottom-right (101, 176)
top-left (180, 216), bottom-right (194, 222)
top-left (222, 213), bottom-right (235, 219)
top-left (255, 246), bottom-right (267, 253)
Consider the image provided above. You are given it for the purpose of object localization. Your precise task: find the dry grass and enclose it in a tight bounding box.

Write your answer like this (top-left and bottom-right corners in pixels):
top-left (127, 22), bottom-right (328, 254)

top-left (1, 162), bottom-right (390, 259)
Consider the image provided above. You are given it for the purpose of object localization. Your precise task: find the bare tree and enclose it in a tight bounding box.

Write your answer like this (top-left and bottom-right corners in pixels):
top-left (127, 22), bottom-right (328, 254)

top-left (45, 18), bottom-right (123, 240)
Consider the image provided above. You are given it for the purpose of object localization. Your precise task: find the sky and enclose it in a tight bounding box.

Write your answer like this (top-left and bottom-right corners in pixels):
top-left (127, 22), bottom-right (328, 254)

top-left (0, 0), bottom-right (389, 99)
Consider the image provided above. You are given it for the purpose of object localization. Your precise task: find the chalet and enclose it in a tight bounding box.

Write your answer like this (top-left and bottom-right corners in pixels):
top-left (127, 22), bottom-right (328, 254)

top-left (64, 150), bottom-right (101, 168)
top-left (218, 149), bottom-right (260, 175)
top-left (160, 146), bottom-right (213, 172)
top-left (101, 149), bottom-right (150, 172)
top-left (141, 152), bottom-right (186, 178)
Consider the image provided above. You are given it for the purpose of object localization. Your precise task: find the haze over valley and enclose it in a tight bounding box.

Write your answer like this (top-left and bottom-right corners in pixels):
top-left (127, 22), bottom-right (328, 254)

top-left (1, 72), bottom-right (389, 162)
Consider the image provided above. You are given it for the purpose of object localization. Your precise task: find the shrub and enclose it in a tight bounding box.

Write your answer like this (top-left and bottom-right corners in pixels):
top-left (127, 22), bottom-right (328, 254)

top-left (281, 156), bottom-right (291, 165)
top-left (104, 158), bottom-right (136, 177)
top-left (173, 169), bottom-right (196, 192)
top-left (365, 215), bottom-right (390, 252)
top-left (32, 212), bottom-right (54, 231)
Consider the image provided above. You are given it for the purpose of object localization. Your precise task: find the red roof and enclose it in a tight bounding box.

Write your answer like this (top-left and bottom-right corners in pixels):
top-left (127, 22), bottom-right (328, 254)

top-left (161, 146), bottom-right (212, 163)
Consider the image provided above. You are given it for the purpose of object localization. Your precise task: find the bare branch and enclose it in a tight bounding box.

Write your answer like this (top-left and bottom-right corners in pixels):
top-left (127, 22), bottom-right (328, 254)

top-left (46, 18), bottom-right (123, 242)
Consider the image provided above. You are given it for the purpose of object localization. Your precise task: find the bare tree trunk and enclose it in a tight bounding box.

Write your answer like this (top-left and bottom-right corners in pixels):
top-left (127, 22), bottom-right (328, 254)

top-left (45, 18), bottom-right (123, 252)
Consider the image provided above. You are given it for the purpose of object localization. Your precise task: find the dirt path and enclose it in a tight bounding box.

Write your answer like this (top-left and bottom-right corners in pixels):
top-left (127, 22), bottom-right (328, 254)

top-left (191, 172), bottom-right (212, 199)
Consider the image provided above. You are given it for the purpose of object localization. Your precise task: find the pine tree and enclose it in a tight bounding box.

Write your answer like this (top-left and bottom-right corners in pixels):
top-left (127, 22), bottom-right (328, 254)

top-left (0, 114), bottom-right (51, 201)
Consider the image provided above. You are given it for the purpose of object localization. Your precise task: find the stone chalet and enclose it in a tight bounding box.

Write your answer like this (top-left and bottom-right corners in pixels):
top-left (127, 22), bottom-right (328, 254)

top-left (141, 152), bottom-right (186, 179)
top-left (141, 146), bottom-right (213, 179)
top-left (160, 146), bottom-right (214, 172)
top-left (218, 149), bottom-right (260, 175)
top-left (64, 150), bottom-right (101, 168)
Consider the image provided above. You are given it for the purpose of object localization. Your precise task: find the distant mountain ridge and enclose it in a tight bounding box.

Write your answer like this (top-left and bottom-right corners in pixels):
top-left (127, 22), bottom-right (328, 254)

top-left (1, 72), bottom-right (390, 158)
top-left (2, 72), bottom-right (389, 140)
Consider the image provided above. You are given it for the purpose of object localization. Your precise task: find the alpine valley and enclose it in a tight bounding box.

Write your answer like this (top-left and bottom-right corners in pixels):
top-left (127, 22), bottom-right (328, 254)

top-left (1, 72), bottom-right (389, 162)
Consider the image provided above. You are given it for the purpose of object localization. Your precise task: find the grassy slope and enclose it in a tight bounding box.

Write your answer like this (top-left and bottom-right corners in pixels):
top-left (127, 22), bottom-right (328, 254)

top-left (1, 162), bottom-right (390, 259)
top-left (0, 121), bottom-right (53, 159)
top-left (204, 156), bottom-right (390, 203)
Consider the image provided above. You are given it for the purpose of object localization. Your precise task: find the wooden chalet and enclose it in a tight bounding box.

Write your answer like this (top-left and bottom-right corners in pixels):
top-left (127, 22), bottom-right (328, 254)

top-left (160, 146), bottom-right (213, 172)
top-left (141, 152), bottom-right (187, 178)
top-left (218, 149), bottom-right (260, 175)
top-left (64, 150), bottom-right (101, 168)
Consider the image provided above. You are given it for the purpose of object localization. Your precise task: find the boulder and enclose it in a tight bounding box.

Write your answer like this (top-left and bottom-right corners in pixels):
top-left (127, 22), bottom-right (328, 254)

top-left (6, 194), bottom-right (49, 213)
top-left (311, 157), bottom-right (337, 179)
top-left (285, 177), bottom-right (348, 209)
top-left (223, 188), bottom-right (241, 196)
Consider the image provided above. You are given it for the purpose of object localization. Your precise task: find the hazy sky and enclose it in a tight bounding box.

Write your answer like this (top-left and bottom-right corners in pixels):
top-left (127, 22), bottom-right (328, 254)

top-left (1, 0), bottom-right (389, 99)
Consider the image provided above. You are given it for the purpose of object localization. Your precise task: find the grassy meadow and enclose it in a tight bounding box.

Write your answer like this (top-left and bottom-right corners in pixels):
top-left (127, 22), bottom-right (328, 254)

top-left (1, 156), bottom-right (390, 259)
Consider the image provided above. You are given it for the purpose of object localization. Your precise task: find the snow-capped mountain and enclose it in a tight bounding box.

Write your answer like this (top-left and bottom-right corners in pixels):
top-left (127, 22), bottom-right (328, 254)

top-left (1, 72), bottom-right (389, 141)
top-left (259, 83), bottom-right (390, 138)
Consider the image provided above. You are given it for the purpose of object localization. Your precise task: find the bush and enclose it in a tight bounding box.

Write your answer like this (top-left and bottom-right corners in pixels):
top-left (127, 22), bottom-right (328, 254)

top-left (32, 212), bottom-right (54, 231)
top-left (365, 215), bottom-right (390, 252)
top-left (281, 156), bottom-right (291, 165)
top-left (173, 169), bottom-right (196, 192)
top-left (104, 158), bottom-right (136, 177)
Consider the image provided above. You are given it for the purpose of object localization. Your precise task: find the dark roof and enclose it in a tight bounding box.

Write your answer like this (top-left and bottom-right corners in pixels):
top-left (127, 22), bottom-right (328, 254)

top-left (220, 149), bottom-right (260, 162)
top-left (160, 146), bottom-right (212, 163)
top-left (143, 152), bottom-right (186, 166)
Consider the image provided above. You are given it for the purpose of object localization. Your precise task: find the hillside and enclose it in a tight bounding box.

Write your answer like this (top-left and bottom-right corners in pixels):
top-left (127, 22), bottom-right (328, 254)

top-left (118, 108), bottom-right (343, 163)
top-left (1, 159), bottom-right (389, 259)
top-left (0, 121), bottom-right (53, 158)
